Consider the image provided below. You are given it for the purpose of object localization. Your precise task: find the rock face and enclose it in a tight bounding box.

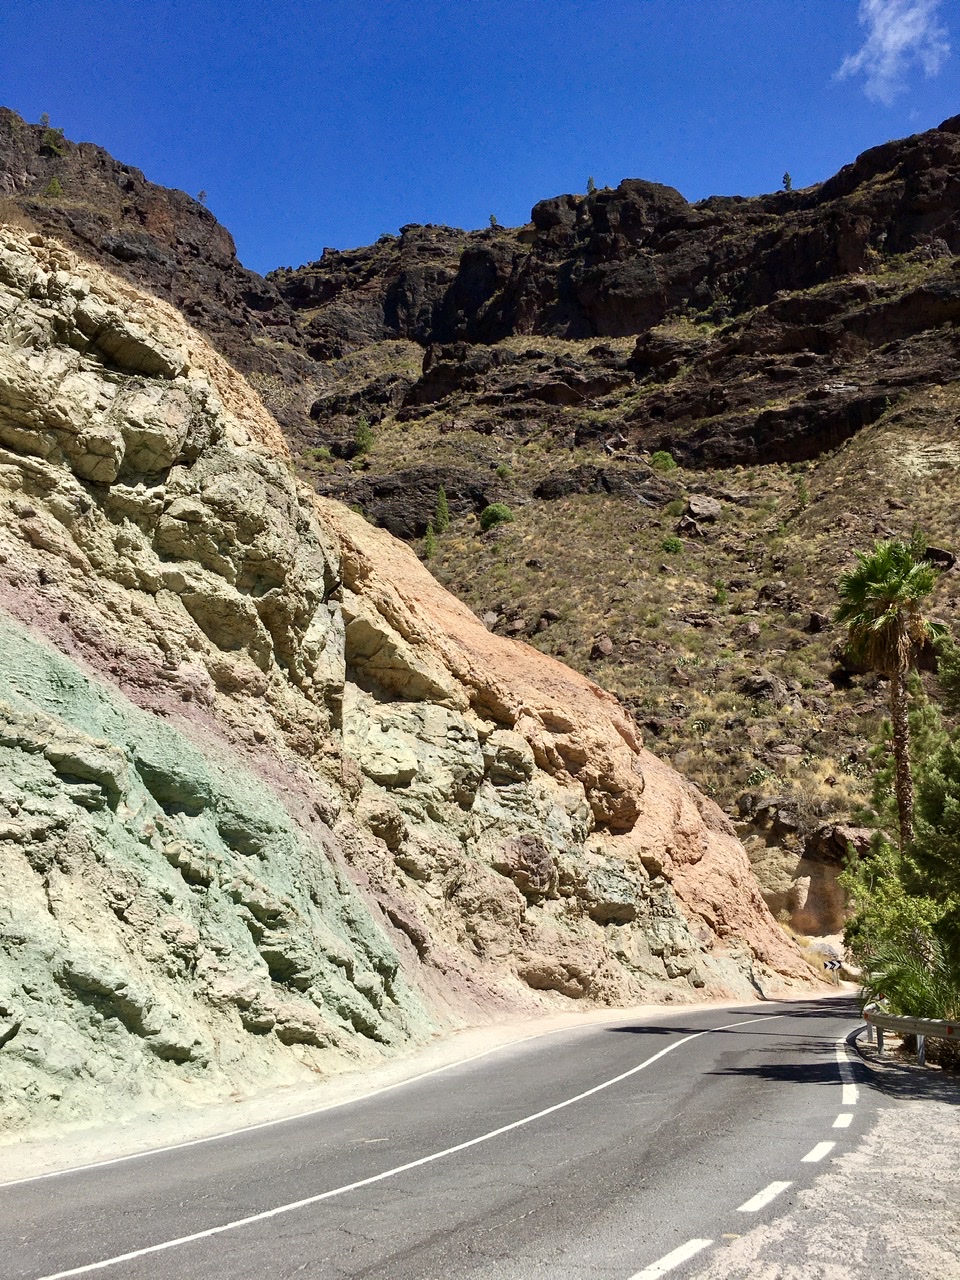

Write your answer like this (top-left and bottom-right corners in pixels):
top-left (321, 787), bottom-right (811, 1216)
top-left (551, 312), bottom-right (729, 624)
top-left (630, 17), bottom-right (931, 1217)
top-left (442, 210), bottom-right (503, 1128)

top-left (4, 107), bottom-right (959, 470)
top-left (0, 228), bottom-right (813, 1136)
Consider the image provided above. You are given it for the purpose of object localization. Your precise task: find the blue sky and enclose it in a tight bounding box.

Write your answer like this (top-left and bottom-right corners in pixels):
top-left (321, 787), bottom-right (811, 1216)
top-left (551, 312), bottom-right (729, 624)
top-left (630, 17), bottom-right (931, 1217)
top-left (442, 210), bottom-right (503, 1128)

top-left (1, 1), bottom-right (956, 274)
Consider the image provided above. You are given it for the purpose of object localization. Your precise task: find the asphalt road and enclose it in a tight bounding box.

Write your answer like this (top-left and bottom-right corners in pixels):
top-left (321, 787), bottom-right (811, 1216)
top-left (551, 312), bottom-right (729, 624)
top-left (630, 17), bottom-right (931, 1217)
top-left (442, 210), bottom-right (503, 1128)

top-left (1, 996), bottom-right (875, 1280)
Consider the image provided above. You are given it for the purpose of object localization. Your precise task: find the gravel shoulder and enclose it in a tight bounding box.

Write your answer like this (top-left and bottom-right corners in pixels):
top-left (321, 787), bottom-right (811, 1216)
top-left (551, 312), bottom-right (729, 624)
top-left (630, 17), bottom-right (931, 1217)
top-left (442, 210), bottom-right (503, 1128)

top-left (689, 1031), bottom-right (960, 1280)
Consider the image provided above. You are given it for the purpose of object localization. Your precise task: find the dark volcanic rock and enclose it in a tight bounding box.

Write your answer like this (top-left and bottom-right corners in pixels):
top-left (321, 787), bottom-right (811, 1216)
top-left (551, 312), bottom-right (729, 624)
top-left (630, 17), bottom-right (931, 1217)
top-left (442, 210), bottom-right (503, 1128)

top-left (313, 466), bottom-right (492, 539)
top-left (4, 107), bottom-right (960, 471)
top-left (533, 465), bottom-right (675, 504)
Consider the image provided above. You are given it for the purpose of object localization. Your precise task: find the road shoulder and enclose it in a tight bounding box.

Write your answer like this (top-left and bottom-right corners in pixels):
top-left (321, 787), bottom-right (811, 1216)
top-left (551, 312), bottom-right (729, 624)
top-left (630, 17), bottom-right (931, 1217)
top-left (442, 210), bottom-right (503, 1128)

top-left (688, 1031), bottom-right (960, 1280)
top-left (1, 992), bottom-right (833, 1185)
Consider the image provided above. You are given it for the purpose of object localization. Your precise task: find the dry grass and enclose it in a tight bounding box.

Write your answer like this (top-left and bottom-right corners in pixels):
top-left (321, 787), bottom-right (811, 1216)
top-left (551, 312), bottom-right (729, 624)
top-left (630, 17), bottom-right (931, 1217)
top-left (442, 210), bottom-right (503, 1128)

top-left (0, 199), bottom-right (38, 233)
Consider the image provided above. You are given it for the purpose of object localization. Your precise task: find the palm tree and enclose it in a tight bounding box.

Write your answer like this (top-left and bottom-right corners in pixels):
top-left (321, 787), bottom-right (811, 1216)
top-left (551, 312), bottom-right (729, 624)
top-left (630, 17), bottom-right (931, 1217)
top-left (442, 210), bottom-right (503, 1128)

top-left (836, 539), bottom-right (944, 851)
top-left (859, 935), bottom-right (960, 1021)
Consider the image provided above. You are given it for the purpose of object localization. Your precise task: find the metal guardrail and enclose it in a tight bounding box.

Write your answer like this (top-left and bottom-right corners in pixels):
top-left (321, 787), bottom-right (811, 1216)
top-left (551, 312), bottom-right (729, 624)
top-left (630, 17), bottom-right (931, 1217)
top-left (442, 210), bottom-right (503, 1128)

top-left (863, 1002), bottom-right (960, 1066)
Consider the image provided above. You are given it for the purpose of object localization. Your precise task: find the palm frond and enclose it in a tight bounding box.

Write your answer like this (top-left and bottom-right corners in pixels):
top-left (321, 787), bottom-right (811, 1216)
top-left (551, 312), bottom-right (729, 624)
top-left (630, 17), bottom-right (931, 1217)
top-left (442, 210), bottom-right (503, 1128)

top-left (860, 936), bottom-right (960, 1020)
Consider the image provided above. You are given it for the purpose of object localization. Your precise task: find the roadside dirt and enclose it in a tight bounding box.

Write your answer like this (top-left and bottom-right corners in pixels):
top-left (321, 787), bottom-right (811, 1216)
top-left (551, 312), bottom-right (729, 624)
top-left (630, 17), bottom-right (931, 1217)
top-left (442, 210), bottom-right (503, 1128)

top-left (689, 1032), bottom-right (960, 1280)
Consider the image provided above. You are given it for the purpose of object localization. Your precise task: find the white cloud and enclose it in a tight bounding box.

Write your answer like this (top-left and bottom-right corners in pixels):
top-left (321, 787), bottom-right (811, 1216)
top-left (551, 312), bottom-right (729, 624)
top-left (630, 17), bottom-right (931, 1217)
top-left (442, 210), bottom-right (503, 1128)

top-left (837, 0), bottom-right (951, 104)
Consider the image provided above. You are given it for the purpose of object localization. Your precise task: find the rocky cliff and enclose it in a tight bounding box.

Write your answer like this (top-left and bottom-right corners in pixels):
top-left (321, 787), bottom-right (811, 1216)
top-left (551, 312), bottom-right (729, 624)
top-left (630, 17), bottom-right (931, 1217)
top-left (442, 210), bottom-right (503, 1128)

top-left (0, 228), bottom-right (811, 1137)
top-left (5, 105), bottom-right (960, 949)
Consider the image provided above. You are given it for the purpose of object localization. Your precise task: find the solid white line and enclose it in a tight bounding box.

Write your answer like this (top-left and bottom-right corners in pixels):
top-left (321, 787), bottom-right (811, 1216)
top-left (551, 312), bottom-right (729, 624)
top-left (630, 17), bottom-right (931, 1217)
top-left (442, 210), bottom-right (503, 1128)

top-left (801, 1141), bottom-right (835, 1163)
top-left (736, 1181), bottom-right (792, 1213)
top-left (833, 1113), bottom-right (853, 1129)
top-left (714, 1016), bottom-right (786, 1030)
top-left (836, 1042), bottom-right (859, 1106)
top-left (3, 1012), bottom-right (783, 1191)
top-left (0, 1028), bottom-right (561, 1190)
top-left (627, 1238), bottom-right (714, 1279)
top-left (33, 1018), bottom-right (785, 1280)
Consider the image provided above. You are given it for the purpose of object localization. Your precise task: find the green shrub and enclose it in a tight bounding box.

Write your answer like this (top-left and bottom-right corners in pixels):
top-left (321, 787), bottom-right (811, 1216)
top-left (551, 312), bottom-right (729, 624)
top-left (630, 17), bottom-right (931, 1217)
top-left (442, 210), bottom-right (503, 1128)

top-left (651, 450), bottom-right (678, 473)
top-left (480, 503), bottom-right (514, 532)
top-left (303, 445), bottom-right (331, 463)
top-left (713, 579), bottom-right (728, 606)
top-left (661, 534), bottom-right (682, 553)
top-left (664, 497), bottom-right (685, 517)
top-left (495, 462), bottom-right (512, 480)
top-left (42, 177), bottom-right (63, 198)
top-left (40, 126), bottom-right (65, 157)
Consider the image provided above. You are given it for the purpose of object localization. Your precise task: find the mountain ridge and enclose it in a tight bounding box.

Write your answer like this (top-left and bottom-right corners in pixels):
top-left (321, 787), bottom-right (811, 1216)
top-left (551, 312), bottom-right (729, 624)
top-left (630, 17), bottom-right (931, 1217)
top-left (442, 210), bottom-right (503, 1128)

top-left (0, 224), bottom-right (812, 1137)
top-left (2, 105), bottom-right (959, 943)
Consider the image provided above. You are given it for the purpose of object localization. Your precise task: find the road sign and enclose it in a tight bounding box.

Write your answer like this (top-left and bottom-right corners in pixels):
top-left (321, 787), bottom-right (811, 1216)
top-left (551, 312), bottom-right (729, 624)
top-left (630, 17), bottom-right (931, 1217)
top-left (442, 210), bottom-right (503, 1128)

top-left (823, 960), bottom-right (842, 970)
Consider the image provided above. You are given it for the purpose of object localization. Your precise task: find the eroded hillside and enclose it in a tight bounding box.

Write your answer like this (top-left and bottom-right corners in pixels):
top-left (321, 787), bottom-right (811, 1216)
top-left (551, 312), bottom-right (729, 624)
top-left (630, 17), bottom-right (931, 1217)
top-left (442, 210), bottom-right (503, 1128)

top-left (0, 228), bottom-right (813, 1137)
top-left (3, 106), bottom-right (957, 946)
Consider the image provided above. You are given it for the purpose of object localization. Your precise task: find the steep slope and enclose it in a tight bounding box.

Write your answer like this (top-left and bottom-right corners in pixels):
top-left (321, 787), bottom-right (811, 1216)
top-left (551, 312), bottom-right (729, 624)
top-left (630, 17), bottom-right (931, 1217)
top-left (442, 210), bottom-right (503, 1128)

top-left (0, 228), bottom-right (811, 1138)
top-left (4, 108), bottom-right (956, 936)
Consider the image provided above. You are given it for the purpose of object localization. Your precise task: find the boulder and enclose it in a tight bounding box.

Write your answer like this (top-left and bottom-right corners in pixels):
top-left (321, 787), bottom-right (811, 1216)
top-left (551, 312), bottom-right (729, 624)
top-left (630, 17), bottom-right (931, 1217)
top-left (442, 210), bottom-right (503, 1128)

top-left (686, 493), bottom-right (723, 522)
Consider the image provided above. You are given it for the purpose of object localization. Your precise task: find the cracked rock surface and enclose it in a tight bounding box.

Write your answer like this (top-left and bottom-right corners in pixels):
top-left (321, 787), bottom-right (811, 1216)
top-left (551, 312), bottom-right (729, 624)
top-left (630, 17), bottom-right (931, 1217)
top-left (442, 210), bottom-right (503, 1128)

top-left (0, 227), bottom-right (814, 1137)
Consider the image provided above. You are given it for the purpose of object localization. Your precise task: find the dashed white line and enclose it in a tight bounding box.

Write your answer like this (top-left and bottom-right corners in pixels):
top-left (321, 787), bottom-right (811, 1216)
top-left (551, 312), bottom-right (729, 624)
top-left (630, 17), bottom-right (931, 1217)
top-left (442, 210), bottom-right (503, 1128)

top-left (627, 1238), bottom-right (714, 1279)
top-left (801, 1141), bottom-right (836, 1163)
top-left (833, 1112), bottom-right (853, 1128)
top-left (31, 1015), bottom-right (785, 1280)
top-left (737, 1180), bottom-right (793, 1212)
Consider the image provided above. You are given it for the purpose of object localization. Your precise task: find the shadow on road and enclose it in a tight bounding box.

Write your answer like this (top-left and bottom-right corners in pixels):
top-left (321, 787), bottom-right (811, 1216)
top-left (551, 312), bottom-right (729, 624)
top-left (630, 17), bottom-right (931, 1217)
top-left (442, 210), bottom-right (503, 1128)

top-left (703, 1060), bottom-right (848, 1086)
top-left (607, 998), bottom-right (863, 1040)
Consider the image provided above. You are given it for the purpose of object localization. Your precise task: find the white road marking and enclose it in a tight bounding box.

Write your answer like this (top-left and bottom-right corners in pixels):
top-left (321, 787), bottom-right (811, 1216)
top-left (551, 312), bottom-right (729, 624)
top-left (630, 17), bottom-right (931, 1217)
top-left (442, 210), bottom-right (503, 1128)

top-left (835, 1043), bottom-right (859, 1105)
top-left (737, 1180), bottom-right (792, 1212)
top-left (834, 1044), bottom-right (865, 1105)
top-left (833, 1112), bottom-right (853, 1128)
top-left (801, 1141), bottom-right (835, 1163)
top-left (2, 1012), bottom-right (782, 1190)
top-left (627, 1237), bottom-right (713, 1279)
top-left (31, 1015), bottom-right (786, 1280)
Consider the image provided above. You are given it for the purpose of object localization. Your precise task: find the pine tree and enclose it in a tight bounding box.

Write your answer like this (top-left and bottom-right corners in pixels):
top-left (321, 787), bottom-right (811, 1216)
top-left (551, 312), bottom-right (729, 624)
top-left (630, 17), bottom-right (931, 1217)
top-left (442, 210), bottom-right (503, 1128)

top-left (434, 486), bottom-right (450, 534)
top-left (423, 520), bottom-right (437, 559)
top-left (354, 415), bottom-right (373, 456)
